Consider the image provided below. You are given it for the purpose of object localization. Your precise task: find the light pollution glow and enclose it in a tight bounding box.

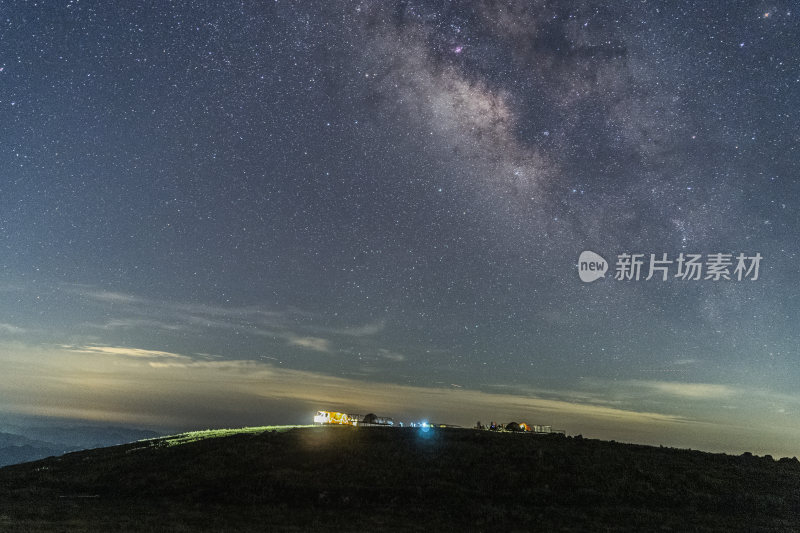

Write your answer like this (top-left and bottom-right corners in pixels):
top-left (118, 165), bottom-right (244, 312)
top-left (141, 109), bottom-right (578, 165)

top-left (1, 340), bottom-right (798, 458)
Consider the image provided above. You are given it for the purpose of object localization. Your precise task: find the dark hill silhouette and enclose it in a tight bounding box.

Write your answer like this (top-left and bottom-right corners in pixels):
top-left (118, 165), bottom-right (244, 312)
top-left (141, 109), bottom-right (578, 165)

top-left (0, 425), bottom-right (798, 531)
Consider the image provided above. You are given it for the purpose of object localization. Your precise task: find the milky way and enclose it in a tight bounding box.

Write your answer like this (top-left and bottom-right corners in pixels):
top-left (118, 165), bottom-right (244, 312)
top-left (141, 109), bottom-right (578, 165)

top-left (0, 1), bottom-right (798, 456)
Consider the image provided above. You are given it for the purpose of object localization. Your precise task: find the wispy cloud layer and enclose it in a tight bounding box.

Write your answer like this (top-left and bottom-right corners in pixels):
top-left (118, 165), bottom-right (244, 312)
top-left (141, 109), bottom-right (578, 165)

top-left (68, 285), bottom-right (388, 357)
top-left (64, 344), bottom-right (192, 360)
top-left (1, 283), bottom-right (797, 458)
top-left (0, 323), bottom-right (27, 335)
top-left (630, 380), bottom-right (734, 399)
top-left (286, 335), bottom-right (332, 353)
top-left (1, 340), bottom-right (798, 458)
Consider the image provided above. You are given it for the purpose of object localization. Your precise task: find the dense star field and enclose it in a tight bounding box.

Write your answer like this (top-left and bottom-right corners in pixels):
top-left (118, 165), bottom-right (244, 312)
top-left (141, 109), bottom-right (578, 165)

top-left (0, 2), bottom-right (798, 456)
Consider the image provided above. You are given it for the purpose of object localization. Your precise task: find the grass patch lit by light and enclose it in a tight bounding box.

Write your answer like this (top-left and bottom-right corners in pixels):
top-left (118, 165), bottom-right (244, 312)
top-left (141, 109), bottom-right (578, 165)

top-left (151, 425), bottom-right (312, 447)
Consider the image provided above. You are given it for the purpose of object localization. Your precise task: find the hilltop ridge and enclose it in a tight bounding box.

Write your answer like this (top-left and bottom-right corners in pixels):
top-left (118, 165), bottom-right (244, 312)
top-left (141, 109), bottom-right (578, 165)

top-left (1, 425), bottom-right (798, 531)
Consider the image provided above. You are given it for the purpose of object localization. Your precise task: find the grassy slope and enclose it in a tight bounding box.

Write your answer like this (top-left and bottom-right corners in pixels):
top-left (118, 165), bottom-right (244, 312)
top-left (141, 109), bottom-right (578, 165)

top-left (0, 425), bottom-right (799, 531)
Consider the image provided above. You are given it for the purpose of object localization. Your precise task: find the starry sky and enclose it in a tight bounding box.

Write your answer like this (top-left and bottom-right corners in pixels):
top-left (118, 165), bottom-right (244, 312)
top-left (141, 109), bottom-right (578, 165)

top-left (1, 1), bottom-right (798, 456)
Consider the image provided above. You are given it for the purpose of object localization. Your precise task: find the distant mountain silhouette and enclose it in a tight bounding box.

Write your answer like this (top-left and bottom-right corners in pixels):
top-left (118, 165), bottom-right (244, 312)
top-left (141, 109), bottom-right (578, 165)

top-left (0, 426), bottom-right (161, 467)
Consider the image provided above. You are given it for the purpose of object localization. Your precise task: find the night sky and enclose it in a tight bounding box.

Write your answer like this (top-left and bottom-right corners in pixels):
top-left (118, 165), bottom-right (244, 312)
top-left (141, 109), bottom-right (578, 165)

top-left (1, 1), bottom-right (798, 456)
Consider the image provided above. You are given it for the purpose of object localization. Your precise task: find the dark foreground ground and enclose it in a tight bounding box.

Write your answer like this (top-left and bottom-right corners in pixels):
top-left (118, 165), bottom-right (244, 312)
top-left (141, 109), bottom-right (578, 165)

top-left (0, 425), bottom-right (799, 531)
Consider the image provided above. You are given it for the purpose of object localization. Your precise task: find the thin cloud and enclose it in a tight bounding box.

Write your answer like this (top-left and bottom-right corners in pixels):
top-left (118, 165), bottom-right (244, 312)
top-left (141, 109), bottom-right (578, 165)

top-left (629, 380), bottom-right (735, 399)
top-left (69, 284), bottom-right (355, 337)
top-left (377, 348), bottom-right (405, 362)
top-left (0, 323), bottom-right (27, 335)
top-left (287, 336), bottom-right (332, 353)
top-left (79, 289), bottom-right (147, 305)
top-left (64, 344), bottom-right (192, 360)
top-left (89, 318), bottom-right (185, 332)
top-left (319, 320), bottom-right (386, 337)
